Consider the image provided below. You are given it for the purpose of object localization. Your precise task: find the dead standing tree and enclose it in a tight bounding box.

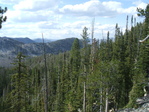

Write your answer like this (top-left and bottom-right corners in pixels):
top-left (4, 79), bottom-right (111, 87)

top-left (42, 33), bottom-right (49, 112)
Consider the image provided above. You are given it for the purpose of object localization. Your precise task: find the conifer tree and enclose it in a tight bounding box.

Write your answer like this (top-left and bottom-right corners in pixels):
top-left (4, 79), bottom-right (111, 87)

top-left (137, 4), bottom-right (149, 75)
top-left (10, 52), bottom-right (32, 112)
top-left (127, 4), bottom-right (149, 108)
top-left (112, 23), bottom-right (130, 108)
top-left (55, 53), bottom-right (70, 112)
top-left (0, 68), bottom-right (11, 112)
top-left (67, 38), bottom-right (81, 111)
top-left (80, 27), bottom-right (90, 112)
top-left (0, 7), bottom-right (7, 29)
top-left (70, 38), bottom-right (81, 75)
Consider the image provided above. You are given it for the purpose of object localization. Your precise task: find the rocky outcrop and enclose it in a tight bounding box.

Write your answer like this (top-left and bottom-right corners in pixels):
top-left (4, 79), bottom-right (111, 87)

top-left (118, 103), bottom-right (149, 112)
top-left (118, 85), bottom-right (149, 112)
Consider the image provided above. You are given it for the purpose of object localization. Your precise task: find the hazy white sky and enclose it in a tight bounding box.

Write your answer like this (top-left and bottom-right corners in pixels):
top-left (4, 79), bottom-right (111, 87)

top-left (0, 0), bottom-right (148, 40)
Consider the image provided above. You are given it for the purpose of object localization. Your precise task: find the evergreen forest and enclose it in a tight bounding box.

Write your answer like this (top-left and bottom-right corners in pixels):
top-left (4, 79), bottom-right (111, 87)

top-left (0, 4), bottom-right (149, 112)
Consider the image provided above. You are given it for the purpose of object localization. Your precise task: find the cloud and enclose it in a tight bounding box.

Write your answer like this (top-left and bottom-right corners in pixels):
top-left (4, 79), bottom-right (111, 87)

top-left (57, 0), bottom-right (121, 17)
top-left (3, 0), bottom-right (62, 23)
top-left (63, 21), bottom-right (90, 29)
top-left (6, 10), bottom-right (55, 23)
top-left (1, 17), bottom-right (117, 40)
top-left (1, 22), bottom-right (39, 38)
top-left (133, 0), bottom-right (147, 9)
top-left (38, 21), bottom-right (59, 29)
top-left (0, 0), bottom-right (21, 5)
top-left (57, 0), bottom-right (147, 17)
top-left (38, 20), bottom-right (91, 37)
top-left (1, 0), bottom-right (148, 40)
top-left (14, 0), bottom-right (60, 11)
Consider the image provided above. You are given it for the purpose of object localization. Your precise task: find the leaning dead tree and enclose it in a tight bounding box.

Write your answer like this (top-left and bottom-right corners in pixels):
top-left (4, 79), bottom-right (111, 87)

top-left (139, 35), bottom-right (149, 43)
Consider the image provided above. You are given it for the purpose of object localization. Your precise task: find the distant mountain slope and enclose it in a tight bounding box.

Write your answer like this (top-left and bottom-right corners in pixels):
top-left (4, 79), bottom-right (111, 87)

top-left (47, 38), bottom-right (80, 54)
top-left (0, 37), bottom-right (81, 67)
top-left (1, 37), bottom-right (35, 44)
top-left (33, 38), bottom-right (53, 43)
top-left (0, 37), bottom-right (23, 55)
top-left (12, 37), bottom-right (35, 44)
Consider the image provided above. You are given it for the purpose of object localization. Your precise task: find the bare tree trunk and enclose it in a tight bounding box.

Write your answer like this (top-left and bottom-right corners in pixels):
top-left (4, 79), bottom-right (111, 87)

top-left (105, 88), bottom-right (109, 112)
top-left (99, 73), bottom-right (103, 112)
top-left (100, 87), bottom-right (103, 112)
top-left (83, 82), bottom-right (86, 112)
top-left (91, 18), bottom-right (95, 72)
top-left (42, 33), bottom-right (48, 112)
top-left (17, 53), bottom-right (21, 112)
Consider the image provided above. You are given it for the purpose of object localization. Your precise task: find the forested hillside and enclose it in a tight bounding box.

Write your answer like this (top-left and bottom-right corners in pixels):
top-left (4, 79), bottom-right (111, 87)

top-left (0, 4), bottom-right (149, 112)
top-left (0, 37), bottom-right (79, 67)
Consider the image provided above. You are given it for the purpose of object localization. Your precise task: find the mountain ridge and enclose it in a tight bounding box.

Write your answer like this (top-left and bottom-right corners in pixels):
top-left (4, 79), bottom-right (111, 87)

top-left (1, 36), bottom-right (55, 44)
top-left (0, 37), bottom-right (81, 67)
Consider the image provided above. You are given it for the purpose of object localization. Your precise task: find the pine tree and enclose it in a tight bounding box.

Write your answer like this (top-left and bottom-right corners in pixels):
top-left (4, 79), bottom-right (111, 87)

top-left (0, 67), bottom-right (11, 112)
top-left (67, 38), bottom-right (81, 111)
top-left (80, 27), bottom-right (90, 112)
top-left (112, 23), bottom-right (131, 108)
top-left (10, 52), bottom-right (32, 112)
top-left (54, 53), bottom-right (70, 112)
top-left (31, 68), bottom-right (43, 112)
top-left (0, 6), bottom-right (7, 29)
top-left (137, 4), bottom-right (149, 75)
top-left (126, 4), bottom-right (149, 108)
top-left (70, 38), bottom-right (81, 75)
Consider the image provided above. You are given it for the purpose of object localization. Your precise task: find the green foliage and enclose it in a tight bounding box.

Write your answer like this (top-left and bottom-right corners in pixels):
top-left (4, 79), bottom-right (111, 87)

top-left (0, 67), bottom-right (11, 112)
top-left (0, 7), bottom-right (7, 29)
top-left (126, 4), bottom-right (149, 109)
top-left (9, 53), bottom-right (33, 112)
top-left (1, 5), bottom-right (149, 112)
top-left (138, 4), bottom-right (149, 35)
top-left (81, 26), bottom-right (90, 48)
top-left (70, 38), bottom-right (81, 72)
top-left (126, 75), bottom-right (145, 108)
top-left (126, 57), bottom-right (145, 108)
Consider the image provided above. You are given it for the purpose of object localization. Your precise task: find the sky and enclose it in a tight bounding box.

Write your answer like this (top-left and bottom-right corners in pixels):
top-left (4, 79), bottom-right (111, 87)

top-left (0, 0), bottom-right (148, 40)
